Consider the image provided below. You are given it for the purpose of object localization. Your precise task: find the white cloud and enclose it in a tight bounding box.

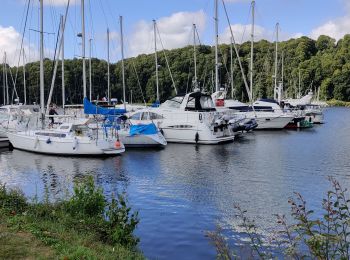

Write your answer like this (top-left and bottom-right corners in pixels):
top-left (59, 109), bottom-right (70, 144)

top-left (0, 25), bottom-right (39, 66)
top-left (310, 0), bottom-right (350, 40)
top-left (219, 23), bottom-right (302, 44)
top-left (310, 16), bottom-right (350, 41)
top-left (127, 10), bottom-right (206, 57)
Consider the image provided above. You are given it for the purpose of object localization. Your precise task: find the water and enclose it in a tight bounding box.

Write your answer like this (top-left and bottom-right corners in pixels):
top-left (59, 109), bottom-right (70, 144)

top-left (1, 107), bottom-right (350, 259)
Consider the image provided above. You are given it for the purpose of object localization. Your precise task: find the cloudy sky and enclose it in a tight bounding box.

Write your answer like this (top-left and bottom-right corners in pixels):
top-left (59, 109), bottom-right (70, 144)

top-left (0, 0), bottom-right (349, 65)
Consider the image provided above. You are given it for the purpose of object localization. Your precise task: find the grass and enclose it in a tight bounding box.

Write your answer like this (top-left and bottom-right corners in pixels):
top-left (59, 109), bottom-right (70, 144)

top-left (0, 178), bottom-right (144, 259)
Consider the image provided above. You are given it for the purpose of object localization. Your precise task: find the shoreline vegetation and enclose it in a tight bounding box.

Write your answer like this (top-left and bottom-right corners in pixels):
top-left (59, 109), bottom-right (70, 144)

top-left (327, 99), bottom-right (350, 107)
top-left (1, 35), bottom-right (350, 105)
top-left (0, 177), bottom-right (143, 259)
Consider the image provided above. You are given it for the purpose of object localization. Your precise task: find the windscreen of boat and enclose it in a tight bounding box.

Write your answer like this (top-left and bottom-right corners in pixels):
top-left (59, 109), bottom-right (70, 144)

top-left (186, 94), bottom-right (216, 111)
top-left (161, 96), bottom-right (184, 109)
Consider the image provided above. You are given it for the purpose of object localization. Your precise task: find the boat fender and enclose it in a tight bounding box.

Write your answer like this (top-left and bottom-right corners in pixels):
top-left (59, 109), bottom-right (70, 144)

top-left (115, 140), bottom-right (121, 148)
top-left (34, 136), bottom-right (39, 149)
top-left (73, 137), bottom-right (78, 150)
top-left (199, 113), bottom-right (203, 122)
top-left (160, 129), bottom-right (164, 136)
top-left (46, 138), bottom-right (51, 144)
top-left (195, 132), bottom-right (199, 143)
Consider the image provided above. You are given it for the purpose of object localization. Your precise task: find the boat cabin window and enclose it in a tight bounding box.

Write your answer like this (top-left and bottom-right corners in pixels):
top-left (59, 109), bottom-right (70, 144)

top-left (161, 96), bottom-right (184, 109)
top-left (185, 94), bottom-right (216, 111)
top-left (130, 112), bottom-right (142, 120)
top-left (36, 132), bottom-right (66, 138)
top-left (149, 112), bottom-right (163, 120)
top-left (59, 125), bottom-right (70, 130)
top-left (141, 112), bottom-right (149, 120)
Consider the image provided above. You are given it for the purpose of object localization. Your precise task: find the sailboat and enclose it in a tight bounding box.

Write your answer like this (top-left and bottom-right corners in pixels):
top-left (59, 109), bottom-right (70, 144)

top-left (7, 0), bottom-right (125, 156)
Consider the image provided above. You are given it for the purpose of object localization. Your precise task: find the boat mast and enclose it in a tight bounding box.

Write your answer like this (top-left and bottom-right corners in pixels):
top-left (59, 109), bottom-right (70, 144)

top-left (298, 69), bottom-right (301, 99)
top-left (2, 54), bottom-right (4, 105)
top-left (23, 49), bottom-right (26, 104)
top-left (81, 0), bottom-right (86, 99)
top-left (89, 38), bottom-right (92, 101)
top-left (120, 16), bottom-right (126, 110)
top-left (193, 23), bottom-right (197, 88)
top-left (39, 0), bottom-right (45, 119)
top-left (107, 27), bottom-right (110, 104)
top-left (153, 20), bottom-right (159, 102)
top-left (273, 22), bottom-right (279, 100)
top-left (61, 15), bottom-right (65, 109)
top-left (250, 0), bottom-right (255, 101)
top-left (214, 0), bottom-right (219, 92)
top-left (230, 37), bottom-right (234, 99)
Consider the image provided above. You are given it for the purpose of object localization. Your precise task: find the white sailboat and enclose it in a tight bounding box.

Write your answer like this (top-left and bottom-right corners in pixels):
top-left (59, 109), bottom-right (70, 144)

top-left (8, 0), bottom-right (125, 156)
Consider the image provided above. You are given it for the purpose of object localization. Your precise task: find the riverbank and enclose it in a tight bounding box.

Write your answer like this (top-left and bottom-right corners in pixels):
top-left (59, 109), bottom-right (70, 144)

top-left (0, 178), bottom-right (143, 259)
top-left (327, 99), bottom-right (350, 107)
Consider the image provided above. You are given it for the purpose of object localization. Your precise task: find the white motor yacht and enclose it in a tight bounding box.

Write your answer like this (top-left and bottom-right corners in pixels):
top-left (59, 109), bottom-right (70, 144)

top-left (128, 91), bottom-right (236, 144)
top-left (212, 90), bottom-right (293, 130)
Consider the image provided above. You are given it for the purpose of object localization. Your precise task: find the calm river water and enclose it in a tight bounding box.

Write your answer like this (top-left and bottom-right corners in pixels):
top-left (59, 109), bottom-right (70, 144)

top-left (0, 107), bottom-right (350, 259)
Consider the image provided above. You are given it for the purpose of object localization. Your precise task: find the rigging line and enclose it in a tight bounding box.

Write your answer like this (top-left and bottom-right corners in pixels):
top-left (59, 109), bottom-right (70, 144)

top-left (130, 60), bottom-right (146, 106)
top-left (97, 0), bottom-right (109, 27)
top-left (155, 23), bottom-right (177, 94)
top-left (87, 0), bottom-right (95, 40)
top-left (185, 59), bottom-right (193, 94)
top-left (13, 0), bottom-right (31, 99)
top-left (221, 0), bottom-right (253, 107)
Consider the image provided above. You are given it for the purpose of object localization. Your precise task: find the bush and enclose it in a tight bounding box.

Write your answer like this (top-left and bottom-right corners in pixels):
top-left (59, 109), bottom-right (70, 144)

top-left (0, 183), bottom-right (28, 215)
top-left (207, 177), bottom-right (350, 259)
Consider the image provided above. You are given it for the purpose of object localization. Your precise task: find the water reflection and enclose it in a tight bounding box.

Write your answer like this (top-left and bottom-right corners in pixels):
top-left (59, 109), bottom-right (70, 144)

top-left (0, 108), bottom-right (349, 259)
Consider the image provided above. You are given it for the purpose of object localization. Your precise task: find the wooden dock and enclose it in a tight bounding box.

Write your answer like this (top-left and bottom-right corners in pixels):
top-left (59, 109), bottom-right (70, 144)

top-left (0, 138), bottom-right (10, 148)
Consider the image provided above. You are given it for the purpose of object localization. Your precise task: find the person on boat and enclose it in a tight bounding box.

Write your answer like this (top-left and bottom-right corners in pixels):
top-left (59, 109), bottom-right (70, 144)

top-left (49, 104), bottom-right (58, 124)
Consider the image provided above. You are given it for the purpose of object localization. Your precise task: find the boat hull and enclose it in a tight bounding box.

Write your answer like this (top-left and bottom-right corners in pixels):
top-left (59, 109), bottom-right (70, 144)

top-left (7, 132), bottom-right (125, 156)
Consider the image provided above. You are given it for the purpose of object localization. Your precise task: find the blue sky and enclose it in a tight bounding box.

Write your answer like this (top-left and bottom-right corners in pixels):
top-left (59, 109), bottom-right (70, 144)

top-left (0, 0), bottom-right (349, 65)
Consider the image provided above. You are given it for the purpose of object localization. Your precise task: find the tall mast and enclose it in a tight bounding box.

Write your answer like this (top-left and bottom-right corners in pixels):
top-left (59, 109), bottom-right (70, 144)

top-left (153, 20), bottom-right (159, 102)
top-left (273, 22), bottom-right (279, 100)
top-left (23, 49), bottom-right (26, 104)
top-left (281, 50), bottom-right (284, 100)
top-left (250, 0), bottom-right (255, 101)
top-left (214, 0), bottom-right (219, 92)
top-left (230, 37), bottom-right (234, 99)
top-left (39, 0), bottom-right (45, 117)
top-left (2, 55), bottom-right (4, 105)
top-left (89, 38), bottom-right (92, 101)
top-left (107, 27), bottom-right (110, 103)
top-left (298, 69), bottom-right (301, 99)
top-left (61, 15), bottom-right (65, 109)
top-left (81, 0), bottom-right (86, 98)
top-left (120, 16), bottom-right (126, 110)
top-left (4, 52), bottom-right (9, 105)
top-left (193, 23), bottom-right (197, 88)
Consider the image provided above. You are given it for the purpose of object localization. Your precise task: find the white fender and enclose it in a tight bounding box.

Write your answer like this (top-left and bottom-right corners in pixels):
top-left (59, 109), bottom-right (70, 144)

top-left (73, 137), bottom-right (78, 150)
top-left (34, 136), bottom-right (39, 149)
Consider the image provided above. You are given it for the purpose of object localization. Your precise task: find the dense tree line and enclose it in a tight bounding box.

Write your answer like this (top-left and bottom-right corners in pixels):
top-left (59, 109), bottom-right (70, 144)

top-left (1, 34), bottom-right (350, 106)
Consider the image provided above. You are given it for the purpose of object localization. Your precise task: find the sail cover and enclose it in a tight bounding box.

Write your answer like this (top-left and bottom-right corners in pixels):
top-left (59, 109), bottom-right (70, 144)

top-left (129, 123), bottom-right (158, 136)
top-left (84, 98), bottom-right (126, 115)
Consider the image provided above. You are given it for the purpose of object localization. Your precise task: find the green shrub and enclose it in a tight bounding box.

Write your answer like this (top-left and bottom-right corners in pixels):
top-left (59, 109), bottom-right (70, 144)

top-left (208, 177), bottom-right (350, 259)
top-left (0, 183), bottom-right (28, 215)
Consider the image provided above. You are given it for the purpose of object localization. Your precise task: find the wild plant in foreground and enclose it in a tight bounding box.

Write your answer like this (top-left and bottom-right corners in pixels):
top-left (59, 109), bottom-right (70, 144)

top-left (208, 176), bottom-right (350, 259)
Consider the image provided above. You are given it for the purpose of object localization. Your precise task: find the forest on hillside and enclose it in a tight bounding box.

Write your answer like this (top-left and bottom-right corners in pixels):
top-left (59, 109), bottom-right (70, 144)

top-left (1, 34), bottom-right (350, 105)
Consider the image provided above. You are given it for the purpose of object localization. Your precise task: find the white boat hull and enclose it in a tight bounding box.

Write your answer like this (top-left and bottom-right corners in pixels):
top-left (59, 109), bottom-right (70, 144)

top-left (119, 132), bottom-right (167, 147)
top-left (7, 132), bottom-right (125, 155)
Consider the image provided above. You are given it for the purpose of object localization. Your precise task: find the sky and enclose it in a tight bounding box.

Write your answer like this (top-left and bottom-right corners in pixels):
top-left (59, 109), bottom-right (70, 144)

top-left (0, 0), bottom-right (349, 66)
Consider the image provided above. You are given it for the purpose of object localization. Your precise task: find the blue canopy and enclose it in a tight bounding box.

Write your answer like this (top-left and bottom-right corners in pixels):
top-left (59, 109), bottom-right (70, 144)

top-left (84, 98), bottom-right (126, 115)
top-left (129, 123), bottom-right (158, 136)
